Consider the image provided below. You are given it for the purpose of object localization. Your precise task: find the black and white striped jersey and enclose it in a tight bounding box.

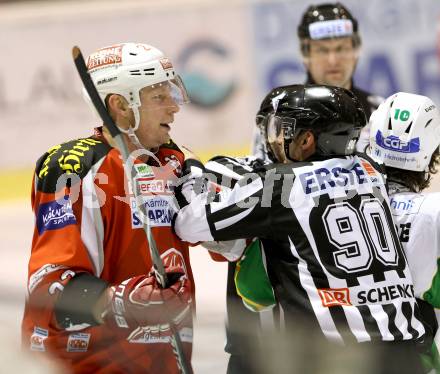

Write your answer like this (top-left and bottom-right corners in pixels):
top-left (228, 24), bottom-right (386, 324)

top-left (175, 155), bottom-right (426, 344)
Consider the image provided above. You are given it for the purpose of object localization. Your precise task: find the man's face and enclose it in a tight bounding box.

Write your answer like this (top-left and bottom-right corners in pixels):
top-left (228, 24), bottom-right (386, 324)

top-left (304, 37), bottom-right (358, 89)
top-left (136, 82), bottom-right (180, 149)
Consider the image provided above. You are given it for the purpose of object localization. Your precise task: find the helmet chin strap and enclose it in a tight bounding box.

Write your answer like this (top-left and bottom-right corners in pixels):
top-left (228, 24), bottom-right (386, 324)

top-left (127, 127), bottom-right (159, 154)
top-left (127, 127), bottom-right (146, 150)
top-left (117, 105), bottom-right (158, 153)
top-left (130, 104), bottom-right (141, 132)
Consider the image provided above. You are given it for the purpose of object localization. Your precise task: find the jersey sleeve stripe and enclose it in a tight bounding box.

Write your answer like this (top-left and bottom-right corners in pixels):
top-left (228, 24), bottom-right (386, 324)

top-left (174, 194), bottom-right (215, 242)
top-left (205, 160), bottom-right (246, 181)
top-left (210, 177), bottom-right (263, 214)
top-left (214, 206), bottom-right (257, 231)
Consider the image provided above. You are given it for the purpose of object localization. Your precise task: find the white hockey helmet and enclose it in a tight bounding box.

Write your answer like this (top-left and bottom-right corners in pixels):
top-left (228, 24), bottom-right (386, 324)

top-left (369, 92), bottom-right (440, 171)
top-left (84, 42), bottom-right (189, 131)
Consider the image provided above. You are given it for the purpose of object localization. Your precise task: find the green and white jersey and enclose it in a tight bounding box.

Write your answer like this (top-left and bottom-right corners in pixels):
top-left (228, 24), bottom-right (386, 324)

top-left (389, 182), bottom-right (440, 306)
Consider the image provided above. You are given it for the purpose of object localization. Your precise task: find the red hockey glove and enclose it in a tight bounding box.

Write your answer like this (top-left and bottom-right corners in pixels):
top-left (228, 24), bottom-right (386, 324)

top-left (106, 266), bottom-right (192, 331)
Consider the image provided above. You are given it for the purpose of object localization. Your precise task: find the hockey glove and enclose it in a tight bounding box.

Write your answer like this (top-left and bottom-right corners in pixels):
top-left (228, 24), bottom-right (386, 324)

top-left (106, 266), bottom-right (192, 332)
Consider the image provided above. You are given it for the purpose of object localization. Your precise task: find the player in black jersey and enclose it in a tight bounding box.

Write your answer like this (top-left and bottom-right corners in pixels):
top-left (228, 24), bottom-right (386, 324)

top-left (175, 84), bottom-right (426, 373)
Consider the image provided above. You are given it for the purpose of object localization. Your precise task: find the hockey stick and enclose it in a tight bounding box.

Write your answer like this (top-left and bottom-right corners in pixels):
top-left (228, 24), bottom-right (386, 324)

top-left (72, 46), bottom-right (191, 374)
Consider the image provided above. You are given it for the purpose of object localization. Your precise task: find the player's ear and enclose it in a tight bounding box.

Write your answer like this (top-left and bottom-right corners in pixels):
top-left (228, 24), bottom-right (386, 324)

top-left (107, 94), bottom-right (133, 131)
top-left (108, 94), bottom-right (129, 113)
top-left (302, 131), bottom-right (314, 149)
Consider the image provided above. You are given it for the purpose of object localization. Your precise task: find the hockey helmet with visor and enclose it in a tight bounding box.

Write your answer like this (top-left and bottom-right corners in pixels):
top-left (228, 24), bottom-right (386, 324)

top-left (256, 84), bottom-right (366, 162)
top-left (84, 42), bottom-right (189, 133)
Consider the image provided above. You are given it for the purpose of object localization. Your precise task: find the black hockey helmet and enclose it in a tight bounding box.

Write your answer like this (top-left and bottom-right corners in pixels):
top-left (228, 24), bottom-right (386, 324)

top-left (297, 3), bottom-right (361, 54)
top-left (256, 84), bottom-right (366, 162)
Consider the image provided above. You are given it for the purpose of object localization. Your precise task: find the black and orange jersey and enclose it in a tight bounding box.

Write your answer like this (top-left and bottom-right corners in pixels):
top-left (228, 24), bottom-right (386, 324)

top-left (22, 132), bottom-right (194, 373)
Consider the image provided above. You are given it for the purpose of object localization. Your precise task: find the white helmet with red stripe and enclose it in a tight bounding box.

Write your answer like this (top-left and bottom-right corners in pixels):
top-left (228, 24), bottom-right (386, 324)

top-left (84, 42), bottom-right (188, 132)
top-left (369, 92), bottom-right (440, 171)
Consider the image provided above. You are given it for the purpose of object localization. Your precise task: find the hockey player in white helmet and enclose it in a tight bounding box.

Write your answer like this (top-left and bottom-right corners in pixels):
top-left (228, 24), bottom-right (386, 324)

top-left (369, 92), bottom-right (440, 373)
top-left (22, 43), bottom-right (195, 373)
top-left (85, 43), bottom-right (189, 152)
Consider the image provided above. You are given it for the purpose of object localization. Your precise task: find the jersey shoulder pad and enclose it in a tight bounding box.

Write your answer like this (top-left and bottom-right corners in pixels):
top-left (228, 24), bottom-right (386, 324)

top-left (35, 136), bottom-right (112, 193)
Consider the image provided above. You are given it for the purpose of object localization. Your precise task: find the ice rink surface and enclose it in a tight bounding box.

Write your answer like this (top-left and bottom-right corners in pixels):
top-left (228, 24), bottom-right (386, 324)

top-left (0, 200), bottom-right (229, 373)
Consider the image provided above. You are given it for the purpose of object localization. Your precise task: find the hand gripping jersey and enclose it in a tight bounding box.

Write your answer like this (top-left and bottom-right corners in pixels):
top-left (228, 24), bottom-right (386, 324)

top-left (175, 155), bottom-right (425, 344)
top-left (22, 133), bottom-right (194, 373)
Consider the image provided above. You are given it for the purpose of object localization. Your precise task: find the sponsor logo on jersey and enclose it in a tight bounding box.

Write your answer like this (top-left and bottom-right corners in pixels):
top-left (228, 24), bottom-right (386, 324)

top-left (131, 196), bottom-right (174, 228)
top-left (390, 197), bottom-right (414, 212)
top-left (87, 45), bottom-right (123, 71)
top-left (375, 131), bottom-right (420, 153)
top-left (134, 164), bottom-right (154, 177)
top-left (30, 327), bottom-right (48, 352)
top-left (38, 144), bottom-right (62, 178)
top-left (37, 198), bottom-right (76, 234)
top-left (298, 162), bottom-right (368, 195)
top-left (360, 160), bottom-right (376, 176)
top-left (318, 288), bottom-right (351, 307)
top-left (28, 264), bottom-right (67, 293)
top-left (360, 160), bottom-right (380, 183)
top-left (357, 283), bottom-right (414, 305)
top-left (38, 138), bottom-right (102, 178)
top-left (67, 333), bottom-right (91, 352)
top-left (137, 178), bottom-right (173, 195)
